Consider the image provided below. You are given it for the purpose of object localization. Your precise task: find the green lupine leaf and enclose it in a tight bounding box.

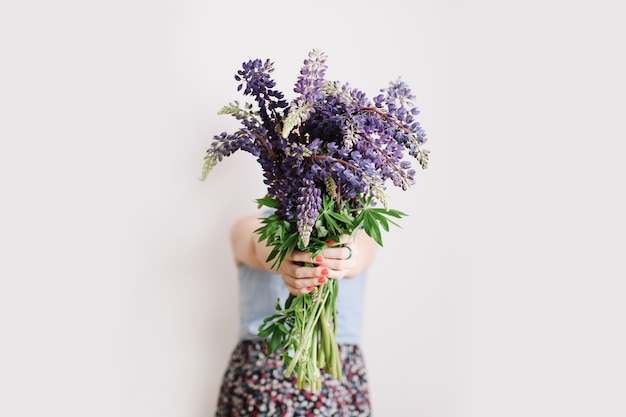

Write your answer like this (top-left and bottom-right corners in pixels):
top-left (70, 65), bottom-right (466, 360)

top-left (284, 294), bottom-right (295, 310)
top-left (268, 329), bottom-right (282, 353)
top-left (280, 232), bottom-right (299, 250)
top-left (257, 326), bottom-right (274, 339)
top-left (367, 209), bottom-right (397, 229)
top-left (376, 214), bottom-right (390, 231)
top-left (363, 212), bottom-right (383, 246)
top-left (323, 213), bottom-right (341, 233)
top-left (261, 312), bottom-right (283, 325)
top-left (367, 207), bottom-right (405, 228)
top-left (276, 322), bottom-right (289, 334)
top-left (327, 210), bottom-right (353, 227)
top-left (266, 248), bottom-right (279, 263)
top-left (256, 197), bottom-right (281, 208)
top-left (373, 207), bottom-right (406, 218)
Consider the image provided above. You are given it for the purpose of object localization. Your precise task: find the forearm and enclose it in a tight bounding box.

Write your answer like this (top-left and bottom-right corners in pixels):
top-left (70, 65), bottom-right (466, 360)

top-left (230, 214), bottom-right (276, 272)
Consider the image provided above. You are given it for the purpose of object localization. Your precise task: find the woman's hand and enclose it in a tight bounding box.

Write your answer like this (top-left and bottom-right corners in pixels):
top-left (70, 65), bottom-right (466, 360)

top-left (278, 234), bottom-right (360, 295)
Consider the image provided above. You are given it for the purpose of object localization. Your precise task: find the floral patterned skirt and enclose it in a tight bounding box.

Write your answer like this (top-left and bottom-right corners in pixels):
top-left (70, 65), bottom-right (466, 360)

top-left (215, 340), bottom-right (371, 416)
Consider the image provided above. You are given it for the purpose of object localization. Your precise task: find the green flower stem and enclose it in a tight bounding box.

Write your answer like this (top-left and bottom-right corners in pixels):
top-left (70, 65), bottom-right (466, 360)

top-left (316, 319), bottom-right (325, 370)
top-left (284, 291), bottom-right (327, 375)
top-left (320, 298), bottom-right (336, 376)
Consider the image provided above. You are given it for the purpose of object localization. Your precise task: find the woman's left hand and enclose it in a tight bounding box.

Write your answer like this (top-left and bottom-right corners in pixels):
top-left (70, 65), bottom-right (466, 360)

top-left (318, 234), bottom-right (358, 280)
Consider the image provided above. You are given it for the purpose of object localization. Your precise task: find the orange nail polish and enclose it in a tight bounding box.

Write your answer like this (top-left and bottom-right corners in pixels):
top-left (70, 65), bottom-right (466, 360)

top-left (307, 286), bottom-right (314, 291)
top-left (321, 268), bottom-right (329, 276)
top-left (315, 255), bottom-right (323, 263)
top-left (318, 277), bottom-right (327, 284)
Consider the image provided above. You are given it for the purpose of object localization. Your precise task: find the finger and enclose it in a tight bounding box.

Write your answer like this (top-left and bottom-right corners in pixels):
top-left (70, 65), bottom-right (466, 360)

top-left (285, 276), bottom-right (328, 295)
top-left (295, 264), bottom-right (329, 279)
top-left (281, 261), bottom-right (321, 279)
top-left (322, 246), bottom-right (353, 261)
top-left (290, 250), bottom-right (324, 264)
top-left (283, 265), bottom-right (329, 285)
top-left (319, 266), bottom-right (351, 280)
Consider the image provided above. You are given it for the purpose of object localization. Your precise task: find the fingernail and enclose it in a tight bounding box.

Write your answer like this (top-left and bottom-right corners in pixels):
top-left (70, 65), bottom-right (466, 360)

top-left (321, 268), bottom-right (329, 276)
top-left (326, 240), bottom-right (334, 245)
top-left (307, 286), bottom-right (315, 291)
top-left (318, 277), bottom-right (327, 284)
top-left (315, 255), bottom-right (323, 263)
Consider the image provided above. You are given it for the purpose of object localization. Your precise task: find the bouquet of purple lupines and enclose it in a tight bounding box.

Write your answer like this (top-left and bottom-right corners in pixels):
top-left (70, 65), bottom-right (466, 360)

top-left (201, 49), bottom-right (428, 392)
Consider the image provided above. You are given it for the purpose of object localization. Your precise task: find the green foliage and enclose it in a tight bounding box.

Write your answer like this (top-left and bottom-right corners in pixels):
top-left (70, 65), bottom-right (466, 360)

top-left (255, 194), bottom-right (407, 391)
top-left (353, 206), bottom-right (406, 246)
top-left (255, 194), bottom-right (406, 269)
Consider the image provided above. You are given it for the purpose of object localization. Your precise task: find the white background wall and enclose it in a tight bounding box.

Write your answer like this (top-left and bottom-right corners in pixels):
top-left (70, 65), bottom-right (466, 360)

top-left (1, 1), bottom-right (624, 416)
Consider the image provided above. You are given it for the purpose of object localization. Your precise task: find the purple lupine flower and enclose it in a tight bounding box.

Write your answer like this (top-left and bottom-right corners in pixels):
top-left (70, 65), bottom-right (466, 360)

top-left (296, 179), bottom-right (322, 247)
top-left (293, 49), bottom-right (328, 102)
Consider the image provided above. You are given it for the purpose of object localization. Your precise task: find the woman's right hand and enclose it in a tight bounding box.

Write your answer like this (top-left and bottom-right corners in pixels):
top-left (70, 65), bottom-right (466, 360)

top-left (278, 250), bottom-right (330, 295)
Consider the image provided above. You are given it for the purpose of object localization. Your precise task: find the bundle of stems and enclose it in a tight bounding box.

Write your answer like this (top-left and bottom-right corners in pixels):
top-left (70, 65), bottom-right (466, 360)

top-left (258, 243), bottom-right (343, 392)
top-left (284, 277), bottom-right (340, 391)
top-left (257, 196), bottom-right (406, 392)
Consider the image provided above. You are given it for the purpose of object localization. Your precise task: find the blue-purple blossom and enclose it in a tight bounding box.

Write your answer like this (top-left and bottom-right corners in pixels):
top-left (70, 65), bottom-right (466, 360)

top-left (296, 179), bottom-right (322, 247)
top-left (201, 50), bottom-right (429, 247)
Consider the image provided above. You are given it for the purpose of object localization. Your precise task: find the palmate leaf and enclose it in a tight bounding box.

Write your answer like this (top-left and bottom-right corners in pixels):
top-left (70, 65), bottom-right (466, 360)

top-left (254, 212), bottom-right (300, 270)
top-left (258, 298), bottom-right (295, 349)
top-left (367, 208), bottom-right (405, 231)
top-left (375, 213), bottom-right (390, 231)
top-left (258, 323), bottom-right (277, 339)
top-left (327, 210), bottom-right (353, 227)
top-left (268, 230), bottom-right (299, 270)
top-left (354, 206), bottom-right (407, 246)
top-left (372, 207), bottom-right (407, 218)
top-left (283, 293), bottom-right (295, 310)
top-left (322, 212), bottom-right (341, 235)
top-left (363, 212), bottom-right (382, 246)
top-left (256, 197), bottom-right (281, 209)
top-left (269, 328), bottom-right (283, 353)
top-left (316, 194), bottom-right (355, 237)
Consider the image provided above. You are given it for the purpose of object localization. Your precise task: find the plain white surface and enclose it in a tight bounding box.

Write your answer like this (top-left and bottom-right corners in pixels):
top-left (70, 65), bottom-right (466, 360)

top-left (1, 1), bottom-right (624, 416)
